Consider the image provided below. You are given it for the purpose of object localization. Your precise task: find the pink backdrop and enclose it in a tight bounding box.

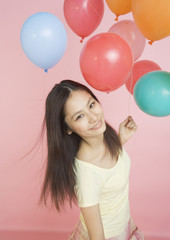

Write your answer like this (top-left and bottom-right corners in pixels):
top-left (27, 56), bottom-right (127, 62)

top-left (0, 1), bottom-right (170, 239)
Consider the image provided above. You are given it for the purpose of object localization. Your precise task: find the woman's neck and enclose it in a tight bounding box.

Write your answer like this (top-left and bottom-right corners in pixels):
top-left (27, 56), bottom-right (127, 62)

top-left (82, 133), bottom-right (104, 149)
top-left (77, 134), bottom-right (106, 161)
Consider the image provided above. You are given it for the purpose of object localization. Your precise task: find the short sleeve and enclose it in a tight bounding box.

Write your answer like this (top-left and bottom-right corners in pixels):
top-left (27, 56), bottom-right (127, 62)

top-left (75, 164), bottom-right (102, 208)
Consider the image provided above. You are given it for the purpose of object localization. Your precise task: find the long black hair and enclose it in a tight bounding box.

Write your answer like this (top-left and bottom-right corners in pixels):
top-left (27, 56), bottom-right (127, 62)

top-left (40, 80), bottom-right (122, 211)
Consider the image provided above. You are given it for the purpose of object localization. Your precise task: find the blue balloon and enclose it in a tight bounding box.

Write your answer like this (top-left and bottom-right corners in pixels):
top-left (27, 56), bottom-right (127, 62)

top-left (134, 71), bottom-right (170, 117)
top-left (20, 12), bottom-right (67, 71)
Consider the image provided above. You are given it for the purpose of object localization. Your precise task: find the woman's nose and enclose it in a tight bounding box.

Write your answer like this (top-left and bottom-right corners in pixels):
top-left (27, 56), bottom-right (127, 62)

top-left (88, 112), bottom-right (98, 122)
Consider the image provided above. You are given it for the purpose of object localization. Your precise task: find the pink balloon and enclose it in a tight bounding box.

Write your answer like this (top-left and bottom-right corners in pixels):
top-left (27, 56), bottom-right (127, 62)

top-left (108, 20), bottom-right (145, 61)
top-left (125, 60), bottom-right (161, 94)
top-left (64, 0), bottom-right (104, 41)
top-left (80, 33), bottom-right (133, 92)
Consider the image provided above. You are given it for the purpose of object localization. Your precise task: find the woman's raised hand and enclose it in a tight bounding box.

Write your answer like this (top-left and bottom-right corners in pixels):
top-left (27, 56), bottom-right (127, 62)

top-left (118, 116), bottom-right (137, 145)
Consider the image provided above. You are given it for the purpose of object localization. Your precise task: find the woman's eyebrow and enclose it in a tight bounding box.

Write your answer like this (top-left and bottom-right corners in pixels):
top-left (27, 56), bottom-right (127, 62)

top-left (71, 97), bottom-right (93, 119)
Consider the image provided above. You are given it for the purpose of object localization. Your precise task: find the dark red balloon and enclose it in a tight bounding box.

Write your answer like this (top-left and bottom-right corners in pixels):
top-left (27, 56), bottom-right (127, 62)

top-left (64, 0), bottom-right (104, 41)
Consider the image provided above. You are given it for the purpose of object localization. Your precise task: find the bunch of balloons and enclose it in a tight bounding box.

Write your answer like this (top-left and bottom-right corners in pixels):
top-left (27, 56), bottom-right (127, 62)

top-left (78, 17), bottom-right (146, 92)
top-left (64, 0), bottom-right (170, 44)
top-left (20, 1), bottom-right (170, 117)
top-left (63, 0), bottom-right (170, 117)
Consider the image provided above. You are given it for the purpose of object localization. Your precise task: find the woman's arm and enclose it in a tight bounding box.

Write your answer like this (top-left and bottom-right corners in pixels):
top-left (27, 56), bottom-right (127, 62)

top-left (80, 204), bottom-right (105, 240)
top-left (118, 116), bottom-right (137, 145)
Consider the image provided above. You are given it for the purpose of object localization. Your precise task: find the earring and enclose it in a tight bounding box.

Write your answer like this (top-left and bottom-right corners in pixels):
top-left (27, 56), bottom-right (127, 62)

top-left (67, 128), bottom-right (72, 135)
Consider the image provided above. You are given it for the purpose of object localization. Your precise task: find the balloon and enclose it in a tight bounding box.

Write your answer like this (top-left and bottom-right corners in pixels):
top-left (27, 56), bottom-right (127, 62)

top-left (134, 71), bottom-right (170, 117)
top-left (64, 0), bottom-right (104, 42)
top-left (105, 0), bottom-right (132, 20)
top-left (108, 20), bottom-right (145, 61)
top-left (132, 0), bottom-right (170, 44)
top-left (80, 33), bottom-right (133, 92)
top-left (20, 12), bottom-right (67, 71)
top-left (126, 60), bottom-right (161, 94)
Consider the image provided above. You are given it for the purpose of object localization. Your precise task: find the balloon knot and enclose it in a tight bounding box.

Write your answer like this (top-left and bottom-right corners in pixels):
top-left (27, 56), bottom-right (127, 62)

top-left (44, 69), bottom-right (48, 73)
top-left (115, 15), bottom-right (119, 21)
top-left (148, 40), bottom-right (153, 45)
top-left (80, 37), bottom-right (84, 43)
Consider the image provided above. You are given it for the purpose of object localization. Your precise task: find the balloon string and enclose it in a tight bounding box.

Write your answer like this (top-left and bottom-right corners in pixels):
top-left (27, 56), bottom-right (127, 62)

top-left (79, 2), bottom-right (103, 43)
top-left (88, 1), bottom-right (103, 19)
top-left (42, 69), bottom-right (47, 99)
top-left (127, 72), bottom-right (133, 116)
top-left (127, 72), bottom-right (137, 156)
top-left (59, 41), bottom-right (82, 79)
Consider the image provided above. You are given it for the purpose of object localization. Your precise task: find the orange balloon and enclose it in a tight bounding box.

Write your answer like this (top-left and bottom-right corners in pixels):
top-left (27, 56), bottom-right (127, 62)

top-left (132, 0), bottom-right (170, 43)
top-left (105, 0), bottom-right (132, 20)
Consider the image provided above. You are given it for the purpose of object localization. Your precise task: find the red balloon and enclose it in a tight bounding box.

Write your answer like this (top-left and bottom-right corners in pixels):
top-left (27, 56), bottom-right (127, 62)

top-left (80, 33), bottom-right (133, 92)
top-left (64, 0), bottom-right (104, 41)
top-left (125, 60), bottom-right (161, 94)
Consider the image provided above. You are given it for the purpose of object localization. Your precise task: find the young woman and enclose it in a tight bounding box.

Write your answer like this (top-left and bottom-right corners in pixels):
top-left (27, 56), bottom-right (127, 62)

top-left (40, 79), bottom-right (145, 240)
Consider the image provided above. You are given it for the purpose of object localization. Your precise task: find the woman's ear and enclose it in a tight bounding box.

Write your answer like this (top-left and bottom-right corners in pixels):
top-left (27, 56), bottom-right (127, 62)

top-left (64, 121), bottom-right (73, 135)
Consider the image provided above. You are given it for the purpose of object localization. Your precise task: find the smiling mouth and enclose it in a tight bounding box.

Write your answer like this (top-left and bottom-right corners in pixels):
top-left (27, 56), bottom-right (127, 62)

top-left (91, 120), bottom-right (102, 130)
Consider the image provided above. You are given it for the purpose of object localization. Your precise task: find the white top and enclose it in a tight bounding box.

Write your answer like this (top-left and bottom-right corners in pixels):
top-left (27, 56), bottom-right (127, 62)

top-left (74, 148), bottom-right (131, 238)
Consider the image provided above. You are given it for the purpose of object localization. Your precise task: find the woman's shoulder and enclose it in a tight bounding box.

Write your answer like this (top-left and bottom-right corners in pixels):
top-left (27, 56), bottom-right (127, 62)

top-left (75, 156), bottom-right (99, 172)
top-left (120, 148), bottom-right (130, 159)
top-left (74, 157), bottom-right (103, 188)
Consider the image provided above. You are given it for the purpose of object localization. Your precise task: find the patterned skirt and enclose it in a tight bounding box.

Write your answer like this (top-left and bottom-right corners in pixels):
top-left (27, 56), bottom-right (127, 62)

top-left (69, 217), bottom-right (145, 240)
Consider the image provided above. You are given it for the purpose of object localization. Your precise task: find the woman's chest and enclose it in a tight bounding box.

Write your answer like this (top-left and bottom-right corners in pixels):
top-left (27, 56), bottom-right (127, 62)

top-left (100, 155), bottom-right (131, 193)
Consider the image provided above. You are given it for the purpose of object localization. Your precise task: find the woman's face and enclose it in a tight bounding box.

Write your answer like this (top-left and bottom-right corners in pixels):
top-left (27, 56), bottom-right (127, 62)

top-left (64, 90), bottom-right (106, 141)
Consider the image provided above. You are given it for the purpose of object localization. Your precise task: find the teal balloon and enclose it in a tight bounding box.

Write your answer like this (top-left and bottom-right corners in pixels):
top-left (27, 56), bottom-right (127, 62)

top-left (134, 71), bottom-right (170, 117)
top-left (20, 12), bottom-right (67, 71)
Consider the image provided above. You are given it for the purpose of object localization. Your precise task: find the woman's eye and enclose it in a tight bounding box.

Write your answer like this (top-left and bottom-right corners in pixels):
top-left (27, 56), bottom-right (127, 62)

top-left (76, 114), bottom-right (83, 120)
top-left (90, 101), bottom-right (95, 108)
